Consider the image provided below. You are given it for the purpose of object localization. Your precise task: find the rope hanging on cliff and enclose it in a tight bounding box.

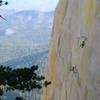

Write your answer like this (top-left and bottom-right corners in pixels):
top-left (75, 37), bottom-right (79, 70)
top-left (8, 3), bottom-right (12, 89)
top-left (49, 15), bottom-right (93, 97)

top-left (68, 65), bottom-right (80, 100)
top-left (68, 73), bottom-right (74, 100)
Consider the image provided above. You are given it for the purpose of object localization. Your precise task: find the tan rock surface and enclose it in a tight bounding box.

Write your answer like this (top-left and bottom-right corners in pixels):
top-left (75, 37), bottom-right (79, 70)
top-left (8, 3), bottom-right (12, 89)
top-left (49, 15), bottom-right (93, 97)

top-left (42, 0), bottom-right (100, 100)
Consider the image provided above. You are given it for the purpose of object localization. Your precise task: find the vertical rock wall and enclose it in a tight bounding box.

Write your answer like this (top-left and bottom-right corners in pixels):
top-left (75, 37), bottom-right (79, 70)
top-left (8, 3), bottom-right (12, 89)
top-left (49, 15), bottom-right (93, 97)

top-left (42, 0), bottom-right (100, 100)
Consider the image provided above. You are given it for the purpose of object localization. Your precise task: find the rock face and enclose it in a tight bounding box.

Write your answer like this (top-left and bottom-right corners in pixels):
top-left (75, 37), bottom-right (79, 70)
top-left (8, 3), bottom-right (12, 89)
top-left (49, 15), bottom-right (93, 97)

top-left (42, 0), bottom-right (100, 100)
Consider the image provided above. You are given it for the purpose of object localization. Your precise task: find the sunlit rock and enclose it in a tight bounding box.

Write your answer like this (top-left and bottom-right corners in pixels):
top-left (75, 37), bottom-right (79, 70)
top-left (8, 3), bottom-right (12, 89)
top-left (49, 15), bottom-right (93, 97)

top-left (42, 0), bottom-right (100, 100)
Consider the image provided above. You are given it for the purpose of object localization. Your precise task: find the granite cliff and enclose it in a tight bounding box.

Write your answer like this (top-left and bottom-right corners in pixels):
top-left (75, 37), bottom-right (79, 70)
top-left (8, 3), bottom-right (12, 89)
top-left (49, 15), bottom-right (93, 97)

top-left (42, 0), bottom-right (100, 100)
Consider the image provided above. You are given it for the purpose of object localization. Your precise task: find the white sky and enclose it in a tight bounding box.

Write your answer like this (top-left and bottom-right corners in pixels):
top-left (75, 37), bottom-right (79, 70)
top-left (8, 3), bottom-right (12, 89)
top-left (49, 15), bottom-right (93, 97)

top-left (2, 0), bottom-right (59, 12)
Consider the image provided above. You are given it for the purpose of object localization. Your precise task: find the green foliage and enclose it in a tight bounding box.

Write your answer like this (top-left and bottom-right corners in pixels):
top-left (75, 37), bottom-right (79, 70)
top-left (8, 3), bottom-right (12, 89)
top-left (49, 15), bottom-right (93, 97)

top-left (0, 0), bottom-right (8, 21)
top-left (16, 97), bottom-right (25, 100)
top-left (0, 65), bottom-right (45, 93)
top-left (0, 88), bottom-right (3, 96)
top-left (0, 65), bottom-right (52, 100)
top-left (0, 0), bottom-right (8, 6)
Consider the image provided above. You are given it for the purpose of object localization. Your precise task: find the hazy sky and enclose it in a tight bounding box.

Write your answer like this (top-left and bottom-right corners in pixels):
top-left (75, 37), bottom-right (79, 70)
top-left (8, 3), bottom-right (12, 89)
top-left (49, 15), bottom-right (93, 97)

top-left (2, 0), bottom-right (59, 12)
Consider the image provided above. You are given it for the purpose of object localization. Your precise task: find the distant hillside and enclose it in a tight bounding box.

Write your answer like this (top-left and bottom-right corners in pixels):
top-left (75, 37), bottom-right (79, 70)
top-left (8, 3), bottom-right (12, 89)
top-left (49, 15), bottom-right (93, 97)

top-left (0, 10), bottom-right (54, 72)
top-left (1, 50), bottom-right (48, 74)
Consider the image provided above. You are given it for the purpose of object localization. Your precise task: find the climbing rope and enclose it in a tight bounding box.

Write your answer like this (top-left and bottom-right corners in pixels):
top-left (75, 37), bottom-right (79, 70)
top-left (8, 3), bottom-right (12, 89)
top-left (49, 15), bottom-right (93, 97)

top-left (68, 73), bottom-right (74, 100)
top-left (68, 65), bottom-right (81, 100)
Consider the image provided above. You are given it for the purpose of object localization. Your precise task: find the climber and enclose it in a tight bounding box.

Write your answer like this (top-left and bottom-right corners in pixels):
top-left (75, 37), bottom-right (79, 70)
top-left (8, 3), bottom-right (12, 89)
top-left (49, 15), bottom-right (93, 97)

top-left (80, 40), bottom-right (85, 48)
top-left (70, 65), bottom-right (77, 73)
top-left (80, 36), bottom-right (87, 48)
